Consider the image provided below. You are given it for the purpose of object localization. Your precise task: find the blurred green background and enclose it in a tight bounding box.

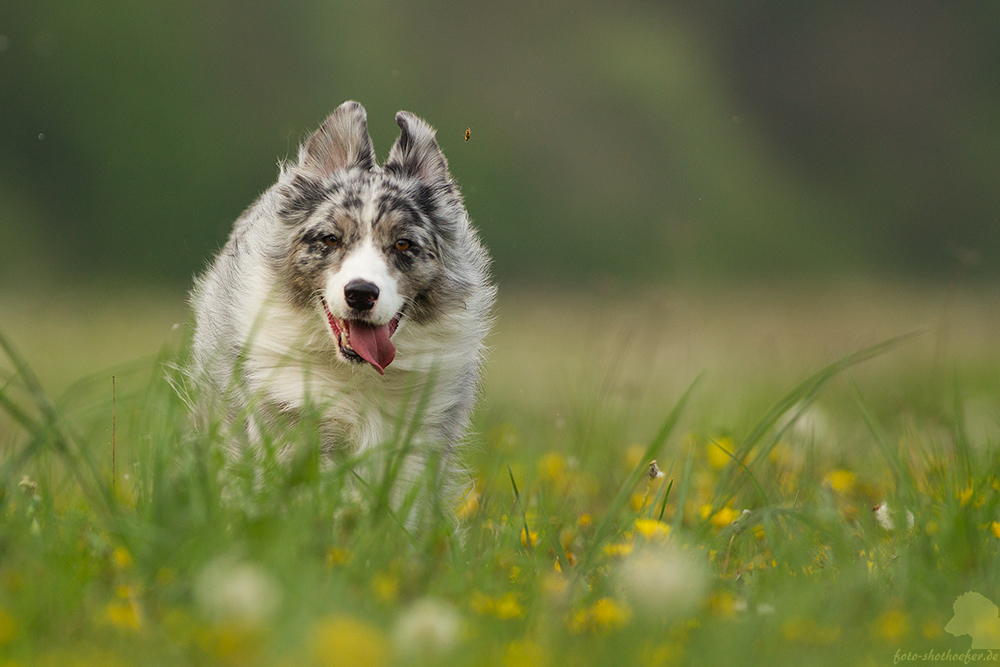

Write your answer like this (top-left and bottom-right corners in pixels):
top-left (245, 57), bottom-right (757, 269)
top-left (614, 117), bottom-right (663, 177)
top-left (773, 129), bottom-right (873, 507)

top-left (3, 1), bottom-right (999, 291)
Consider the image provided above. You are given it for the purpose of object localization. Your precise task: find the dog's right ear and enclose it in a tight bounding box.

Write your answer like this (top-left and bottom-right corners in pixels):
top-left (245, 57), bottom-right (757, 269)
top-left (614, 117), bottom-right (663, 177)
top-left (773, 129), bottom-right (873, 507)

top-left (297, 101), bottom-right (377, 175)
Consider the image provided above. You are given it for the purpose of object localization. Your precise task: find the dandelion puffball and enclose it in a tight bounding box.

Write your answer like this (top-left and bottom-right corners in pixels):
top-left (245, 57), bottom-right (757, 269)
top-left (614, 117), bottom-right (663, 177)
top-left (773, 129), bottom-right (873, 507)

top-left (616, 545), bottom-right (710, 617)
top-left (392, 598), bottom-right (463, 659)
top-left (193, 557), bottom-right (282, 625)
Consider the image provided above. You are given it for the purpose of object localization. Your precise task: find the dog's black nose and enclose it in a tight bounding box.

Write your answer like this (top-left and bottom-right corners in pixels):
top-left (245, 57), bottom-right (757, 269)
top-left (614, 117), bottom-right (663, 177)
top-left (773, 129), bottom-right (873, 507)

top-left (344, 279), bottom-right (379, 311)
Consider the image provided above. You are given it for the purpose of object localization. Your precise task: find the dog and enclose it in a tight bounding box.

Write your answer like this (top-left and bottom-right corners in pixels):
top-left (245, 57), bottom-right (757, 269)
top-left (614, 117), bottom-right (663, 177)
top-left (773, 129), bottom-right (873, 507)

top-left (189, 101), bottom-right (494, 487)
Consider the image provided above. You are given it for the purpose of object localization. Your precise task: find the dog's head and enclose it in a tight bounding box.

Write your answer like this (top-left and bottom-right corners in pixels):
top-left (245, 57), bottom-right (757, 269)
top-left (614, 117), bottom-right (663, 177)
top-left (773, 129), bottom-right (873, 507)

top-left (273, 101), bottom-right (472, 375)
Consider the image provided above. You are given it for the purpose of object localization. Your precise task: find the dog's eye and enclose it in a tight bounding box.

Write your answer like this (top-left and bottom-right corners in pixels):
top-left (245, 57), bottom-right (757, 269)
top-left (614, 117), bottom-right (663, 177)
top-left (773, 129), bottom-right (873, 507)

top-left (394, 239), bottom-right (413, 251)
top-left (322, 235), bottom-right (340, 248)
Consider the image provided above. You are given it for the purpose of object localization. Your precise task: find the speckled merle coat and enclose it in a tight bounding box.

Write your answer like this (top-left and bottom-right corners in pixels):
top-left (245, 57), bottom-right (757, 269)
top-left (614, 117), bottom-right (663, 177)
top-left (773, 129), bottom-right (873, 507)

top-left (190, 101), bottom-right (494, 479)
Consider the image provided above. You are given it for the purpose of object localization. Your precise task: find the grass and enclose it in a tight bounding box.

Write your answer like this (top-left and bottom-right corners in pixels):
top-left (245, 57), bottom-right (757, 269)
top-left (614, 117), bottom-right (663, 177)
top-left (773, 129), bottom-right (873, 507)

top-left (1, 283), bottom-right (1000, 666)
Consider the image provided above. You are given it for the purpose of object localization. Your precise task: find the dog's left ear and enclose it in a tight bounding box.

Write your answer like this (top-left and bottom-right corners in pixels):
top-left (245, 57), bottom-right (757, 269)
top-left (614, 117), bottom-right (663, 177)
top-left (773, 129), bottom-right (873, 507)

top-left (384, 111), bottom-right (451, 183)
top-left (298, 101), bottom-right (377, 175)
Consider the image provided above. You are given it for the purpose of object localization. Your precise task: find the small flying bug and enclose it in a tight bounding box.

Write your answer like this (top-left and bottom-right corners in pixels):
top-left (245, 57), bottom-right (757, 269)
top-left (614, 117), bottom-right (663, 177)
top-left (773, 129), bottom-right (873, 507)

top-left (464, 127), bottom-right (471, 141)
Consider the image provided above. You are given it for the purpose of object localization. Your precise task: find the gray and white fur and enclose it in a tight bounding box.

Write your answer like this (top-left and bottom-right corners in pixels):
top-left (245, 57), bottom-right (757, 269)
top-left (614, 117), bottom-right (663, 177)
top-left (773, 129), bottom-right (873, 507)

top-left (190, 101), bottom-right (494, 474)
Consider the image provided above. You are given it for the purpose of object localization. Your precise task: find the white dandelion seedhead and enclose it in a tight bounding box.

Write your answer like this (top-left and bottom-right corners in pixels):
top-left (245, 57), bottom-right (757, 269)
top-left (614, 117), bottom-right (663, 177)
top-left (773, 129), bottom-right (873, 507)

top-left (392, 598), bottom-right (463, 659)
top-left (194, 557), bottom-right (282, 625)
top-left (616, 545), bottom-right (710, 617)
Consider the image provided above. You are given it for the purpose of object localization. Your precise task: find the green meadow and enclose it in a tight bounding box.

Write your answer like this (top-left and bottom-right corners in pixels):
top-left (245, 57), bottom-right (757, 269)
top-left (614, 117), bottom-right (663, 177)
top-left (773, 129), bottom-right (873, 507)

top-left (2, 283), bottom-right (1000, 666)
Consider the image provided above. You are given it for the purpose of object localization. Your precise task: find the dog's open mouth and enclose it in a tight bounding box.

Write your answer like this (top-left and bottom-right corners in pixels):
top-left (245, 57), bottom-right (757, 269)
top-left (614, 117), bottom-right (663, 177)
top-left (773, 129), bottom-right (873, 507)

top-left (321, 298), bottom-right (401, 375)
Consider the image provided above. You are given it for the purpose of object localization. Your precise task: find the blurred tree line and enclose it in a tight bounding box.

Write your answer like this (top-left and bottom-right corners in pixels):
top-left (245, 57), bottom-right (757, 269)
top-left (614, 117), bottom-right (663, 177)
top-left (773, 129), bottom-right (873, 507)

top-left (1, 0), bottom-right (998, 289)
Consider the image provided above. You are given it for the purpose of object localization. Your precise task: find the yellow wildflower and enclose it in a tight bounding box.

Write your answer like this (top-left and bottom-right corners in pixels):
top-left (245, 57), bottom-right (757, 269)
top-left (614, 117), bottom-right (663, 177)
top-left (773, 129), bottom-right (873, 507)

top-left (311, 615), bottom-right (388, 667)
top-left (577, 514), bottom-right (593, 529)
top-left (469, 592), bottom-right (524, 620)
top-left (630, 493), bottom-right (650, 511)
top-left (538, 451), bottom-right (568, 483)
top-left (116, 584), bottom-right (137, 600)
top-left (590, 598), bottom-right (631, 631)
top-left (326, 547), bottom-right (352, 568)
top-left (603, 542), bottom-right (634, 558)
top-left (992, 521), bottom-right (1000, 540)
top-left (873, 608), bottom-right (910, 641)
top-left (372, 572), bottom-right (399, 603)
top-left (104, 600), bottom-right (141, 632)
top-left (709, 506), bottom-right (739, 529)
top-left (520, 528), bottom-right (538, 549)
top-left (823, 469), bottom-right (856, 495)
top-left (112, 547), bottom-right (133, 570)
top-left (503, 639), bottom-right (550, 667)
top-left (634, 519), bottom-right (671, 542)
top-left (0, 608), bottom-right (18, 645)
top-left (493, 593), bottom-right (525, 620)
top-left (958, 485), bottom-right (974, 507)
top-left (569, 597), bottom-right (632, 635)
top-left (707, 437), bottom-right (735, 470)
top-left (708, 591), bottom-right (738, 618)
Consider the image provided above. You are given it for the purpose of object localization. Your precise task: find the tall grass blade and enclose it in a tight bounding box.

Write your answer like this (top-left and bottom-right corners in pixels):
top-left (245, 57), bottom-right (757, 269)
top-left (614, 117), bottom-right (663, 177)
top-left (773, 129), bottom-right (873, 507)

top-left (670, 444), bottom-right (695, 535)
top-left (950, 365), bottom-right (975, 482)
top-left (374, 368), bottom-right (439, 512)
top-left (537, 491), bottom-right (570, 571)
top-left (710, 436), bottom-right (769, 506)
top-left (656, 478), bottom-right (674, 523)
top-left (581, 375), bottom-right (699, 568)
top-left (0, 328), bottom-right (115, 517)
top-left (850, 380), bottom-right (912, 500)
top-left (716, 332), bottom-right (919, 505)
top-left (508, 465), bottom-right (532, 554)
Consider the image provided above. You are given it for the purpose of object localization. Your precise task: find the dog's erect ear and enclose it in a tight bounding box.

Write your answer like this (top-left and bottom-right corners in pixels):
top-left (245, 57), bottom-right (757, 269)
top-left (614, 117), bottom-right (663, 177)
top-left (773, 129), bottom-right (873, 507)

top-left (298, 101), bottom-right (377, 175)
top-left (384, 111), bottom-right (450, 183)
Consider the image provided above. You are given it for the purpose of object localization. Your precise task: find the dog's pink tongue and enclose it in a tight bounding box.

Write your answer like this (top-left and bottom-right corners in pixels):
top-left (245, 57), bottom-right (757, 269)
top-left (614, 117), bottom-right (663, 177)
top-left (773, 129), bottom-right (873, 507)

top-left (345, 320), bottom-right (396, 374)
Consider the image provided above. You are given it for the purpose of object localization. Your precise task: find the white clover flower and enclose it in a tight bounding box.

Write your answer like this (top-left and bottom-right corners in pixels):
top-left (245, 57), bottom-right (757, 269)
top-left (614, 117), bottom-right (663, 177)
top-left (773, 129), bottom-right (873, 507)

top-left (194, 557), bottom-right (281, 625)
top-left (392, 598), bottom-right (463, 659)
top-left (615, 545), bottom-right (710, 617)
